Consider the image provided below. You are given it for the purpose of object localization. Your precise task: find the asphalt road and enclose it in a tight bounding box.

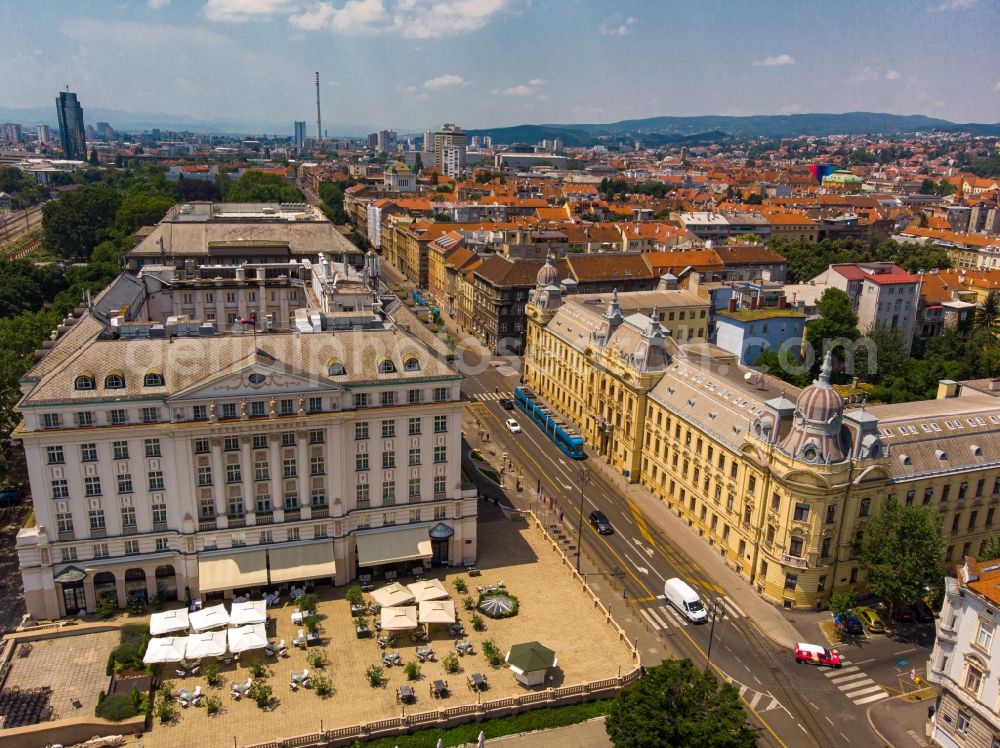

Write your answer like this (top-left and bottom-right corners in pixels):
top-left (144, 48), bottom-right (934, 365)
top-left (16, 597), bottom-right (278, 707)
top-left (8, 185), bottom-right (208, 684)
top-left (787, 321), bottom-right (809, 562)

top-left (461, 364), bottom-right (889, 748)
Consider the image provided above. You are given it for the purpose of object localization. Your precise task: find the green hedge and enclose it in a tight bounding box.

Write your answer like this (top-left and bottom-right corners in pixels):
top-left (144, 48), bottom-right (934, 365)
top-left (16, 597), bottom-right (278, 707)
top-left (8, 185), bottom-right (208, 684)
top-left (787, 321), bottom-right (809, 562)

top-left (95, 693), bottom-right (139, 721)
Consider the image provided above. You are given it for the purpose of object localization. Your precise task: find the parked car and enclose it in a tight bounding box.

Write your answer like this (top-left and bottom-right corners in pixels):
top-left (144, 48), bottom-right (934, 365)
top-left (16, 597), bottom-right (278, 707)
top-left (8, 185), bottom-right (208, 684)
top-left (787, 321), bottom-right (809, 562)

top-left (794, 642), bottom-right (842, 668)
top-left (0, 487), bottom-right (19, 507)
top-left (498, 398), bottom-right (514, 411)
top-left (505, 419), bottom-right (521, 433)
top-left (839, 615), bottom-right (864, 637)
top-left (855, 606), bottom-right (885, 634)
top-left (588, 510), bottom-right (613, 535)
top-left (912, 600), bottom-right (934, 624)
top-left (894, 603), bottom-right (915, 623)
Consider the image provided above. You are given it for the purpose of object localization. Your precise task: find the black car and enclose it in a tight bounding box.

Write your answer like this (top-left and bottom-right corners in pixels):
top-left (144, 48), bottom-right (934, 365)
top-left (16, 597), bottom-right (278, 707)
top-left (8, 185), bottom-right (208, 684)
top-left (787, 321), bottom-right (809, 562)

top-left (912, 600), bottom-right (935, 624)
top-left (498, 398), bottom-right (514, 411)
top-left (588, 510), bottom-right (613, 535)
top-left (840, 615), bottom-right (864, 637)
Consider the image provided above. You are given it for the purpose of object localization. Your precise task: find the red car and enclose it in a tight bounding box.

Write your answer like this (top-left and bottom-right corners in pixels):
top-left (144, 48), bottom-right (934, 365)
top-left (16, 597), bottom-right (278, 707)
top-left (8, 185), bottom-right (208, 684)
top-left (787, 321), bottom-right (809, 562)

top-left (794, 642), bottom-right (843, 668)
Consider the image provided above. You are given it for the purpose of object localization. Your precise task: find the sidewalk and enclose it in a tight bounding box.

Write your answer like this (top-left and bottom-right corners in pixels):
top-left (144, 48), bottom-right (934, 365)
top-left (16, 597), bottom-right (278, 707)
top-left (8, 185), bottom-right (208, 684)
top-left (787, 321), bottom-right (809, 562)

top-left (583, 451), bottom-right (803, 651)
top-left (457, 717), bottom-right (611, 747)
top-left (868, 694), bottom-right (935, 748)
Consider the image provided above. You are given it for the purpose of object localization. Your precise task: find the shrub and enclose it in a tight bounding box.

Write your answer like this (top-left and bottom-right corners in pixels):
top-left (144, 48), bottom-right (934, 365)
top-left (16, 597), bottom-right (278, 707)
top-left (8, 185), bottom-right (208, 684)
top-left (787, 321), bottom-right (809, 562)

top-left (365, 664), bottom-right (384, 687)
top-left (129, 686), bottom-right (144, 714)
top-left (403, 661), bottom-right (420, 681)
top-left (353, 614), bottom-right (368, 629)
top-left (249, 662), bottom-right (267, 679)
top-left (345, 585), bottom-right (364, 606)
top-left (95, 693), bottom-right (138, 721)
top-left (125, 594), bottom-right (145, 616)
top-left (304, 614), bottom-right (321, 634)
top-left (306, 649), bottom-right (327, 669)
top-left (482, 639), bottom-right (504, 667)
top-left (249, 682), bottom-right (273, 709)
top-left (155, 698), bottom-right (176, 724)
top-left (471, 613), bottom-right (485, 631)
top-left (296, 593), bottom-right (319, 613)
top-left (442, 653), bottom-right (460, 674)
top-left (204, 664), bottom-right (221, 687)
top-left (312, 673), bottom-right (332, 697)
top-left (158, 681), bottom-right (175, 702)
top-left (95, 597), bottom-right (117, 620)
top-left (463, 595), bottom-right (475, 611)
top-left (453, 577), bottom-right (468, 593)
top-left (205, 695), bottom-right (221, 715)
top-left (106, 652), bottom-right (116, 676)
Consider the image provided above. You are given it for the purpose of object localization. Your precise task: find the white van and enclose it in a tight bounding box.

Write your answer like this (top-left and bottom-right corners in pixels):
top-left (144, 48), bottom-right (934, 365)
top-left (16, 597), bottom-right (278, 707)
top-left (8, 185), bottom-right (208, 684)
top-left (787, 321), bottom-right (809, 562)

top-left (663, 578), bottom-right (707, 623)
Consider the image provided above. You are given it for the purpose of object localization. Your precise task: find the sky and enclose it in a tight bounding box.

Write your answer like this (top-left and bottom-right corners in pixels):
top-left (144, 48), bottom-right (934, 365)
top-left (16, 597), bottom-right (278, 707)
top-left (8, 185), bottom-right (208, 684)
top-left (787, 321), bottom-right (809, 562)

top-left (3, 0), bottom-right (1000, 134)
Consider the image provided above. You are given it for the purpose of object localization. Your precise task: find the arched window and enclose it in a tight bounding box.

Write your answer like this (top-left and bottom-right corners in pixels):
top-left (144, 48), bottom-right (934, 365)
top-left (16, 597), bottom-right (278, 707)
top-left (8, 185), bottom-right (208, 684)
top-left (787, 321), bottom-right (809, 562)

top-left (328, 361), bottom-right (347, 376)
top-left (403, 357), bottom-right (420, 372)
top-left (105, 373), bottom-right (125, 389)
top-left (144, 372), bottom-right (164, 387)
top-left (74, 374), bottom-right (95, 390)
top-left (378, 359), bottom-right (396, 374)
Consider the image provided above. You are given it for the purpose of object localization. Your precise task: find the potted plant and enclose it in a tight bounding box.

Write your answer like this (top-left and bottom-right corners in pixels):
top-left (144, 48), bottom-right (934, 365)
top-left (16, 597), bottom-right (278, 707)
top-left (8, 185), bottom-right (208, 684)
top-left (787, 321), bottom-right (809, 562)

top-left (296, 593), bottom-right (318, 615)
top-left (346, 585), bottom-right (365, 616)
top-left (365, 664), bottom-right (384, 687)
top-left (403, 661), bottom-right (420, 681)
top-left (354, 614), bottom-right (370, 638)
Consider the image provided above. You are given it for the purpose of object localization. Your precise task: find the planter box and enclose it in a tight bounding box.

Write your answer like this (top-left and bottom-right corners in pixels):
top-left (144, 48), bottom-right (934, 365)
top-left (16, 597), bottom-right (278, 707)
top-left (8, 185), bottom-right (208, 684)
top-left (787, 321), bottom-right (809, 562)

top-left (355, 626), bottom-right (371, 639)
top-left (350, 604), bottom-right (365, 616)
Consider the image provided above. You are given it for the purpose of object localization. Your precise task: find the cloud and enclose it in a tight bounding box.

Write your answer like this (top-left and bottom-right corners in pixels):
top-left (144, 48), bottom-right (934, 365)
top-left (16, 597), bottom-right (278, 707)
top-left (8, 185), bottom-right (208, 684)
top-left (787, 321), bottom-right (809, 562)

top-left (404, 84), bottom-right (417, 92)
top-left (203, 0), bottom-right (294, 23)
top-left (423, 73), bottom-right (465, 88)
top-left (753, 53), bottom-right (795, 67)
top-left (848, 67), bottom-right (902, 83)
top-left (496, 78), bottom-right (545, 96)
top-left (327, 79), bottom-right (340, 86)
top-left (885, 69), bottom-right (900, 80)
top-left (599, 16), bottom-right (635, 35)
top-left (238, 0), bottom-right (507, 37)
top-left (148, 0), bottom-right (170, 8)
top-left (501, 84), bottom-right (532, 96)
top-left (528, 78), bottom-right (545, 86)
top-left (994, 80), bottom-right (1000, 91)
top-left (929, 0), bottom-right (977, 11)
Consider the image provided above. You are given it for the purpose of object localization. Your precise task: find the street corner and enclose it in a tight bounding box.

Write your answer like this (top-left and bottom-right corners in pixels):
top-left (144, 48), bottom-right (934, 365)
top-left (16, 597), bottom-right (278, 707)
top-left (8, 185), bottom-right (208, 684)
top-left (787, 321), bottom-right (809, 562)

top-left (867, 692), bottom-right (937, 748)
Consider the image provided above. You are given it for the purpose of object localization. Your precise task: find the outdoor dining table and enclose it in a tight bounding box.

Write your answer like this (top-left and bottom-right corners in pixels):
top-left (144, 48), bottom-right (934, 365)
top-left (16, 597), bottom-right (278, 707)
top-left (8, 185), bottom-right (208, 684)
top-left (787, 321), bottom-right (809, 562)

top-left (431, 679), bottom-right (448, 698)
top-left (291, 610), bottom-right (304, 625)
top-left (456, 639), bottom-right (474, 655)
top-left (416, 646), bottom-right (435, 661)
top-left (398, 684), bottom-right (414, 703)
top-left (468, 673), bottom-right (487, 691)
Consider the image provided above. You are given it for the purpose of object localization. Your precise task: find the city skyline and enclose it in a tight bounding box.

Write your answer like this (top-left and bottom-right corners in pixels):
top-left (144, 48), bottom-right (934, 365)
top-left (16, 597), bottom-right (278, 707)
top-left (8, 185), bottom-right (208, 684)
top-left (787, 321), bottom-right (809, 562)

top-left (2, 0), bottom-right (999, 134)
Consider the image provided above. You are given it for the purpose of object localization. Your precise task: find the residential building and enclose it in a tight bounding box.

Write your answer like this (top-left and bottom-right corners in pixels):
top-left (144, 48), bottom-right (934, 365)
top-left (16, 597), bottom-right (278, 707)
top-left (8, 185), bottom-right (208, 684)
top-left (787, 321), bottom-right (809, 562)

top-left (36, 124), bottom-right (51, 144)
top-left (927, 556), bottom-right (1000, 748)
top-left (432, 124), bottom-right (466, 177)
top-left (294, 121), bottom-right (306, 153)
top-left (15, 262), bottom-right (475, 620)
top-left (2, 122), bottom-right (23, 145)
top-left (679, 212), bottom-right (773, 243)
top-left (714, 300), bottom-right (805, 365)
top-left (56, 90), bottom-right (86, 161)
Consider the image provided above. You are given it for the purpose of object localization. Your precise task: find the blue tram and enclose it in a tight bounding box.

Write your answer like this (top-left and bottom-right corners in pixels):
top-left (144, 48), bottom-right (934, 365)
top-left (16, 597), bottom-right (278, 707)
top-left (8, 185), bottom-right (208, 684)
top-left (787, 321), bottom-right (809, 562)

top-left (513, 386), bottom-right (586, 459)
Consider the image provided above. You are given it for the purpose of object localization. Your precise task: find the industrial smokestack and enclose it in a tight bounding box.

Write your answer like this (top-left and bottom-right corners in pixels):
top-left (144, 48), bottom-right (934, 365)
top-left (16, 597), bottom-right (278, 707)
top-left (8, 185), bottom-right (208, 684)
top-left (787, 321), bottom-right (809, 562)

top-left (315, 71), bottom-right (322, 142)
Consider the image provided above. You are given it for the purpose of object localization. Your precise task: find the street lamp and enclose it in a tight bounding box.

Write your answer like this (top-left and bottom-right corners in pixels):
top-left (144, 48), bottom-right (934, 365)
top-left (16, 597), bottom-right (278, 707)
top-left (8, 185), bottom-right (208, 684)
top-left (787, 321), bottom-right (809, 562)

top-left (706, 597), bottom-right (724, 666)
top-left (576, 467), bottom-right (590, 574)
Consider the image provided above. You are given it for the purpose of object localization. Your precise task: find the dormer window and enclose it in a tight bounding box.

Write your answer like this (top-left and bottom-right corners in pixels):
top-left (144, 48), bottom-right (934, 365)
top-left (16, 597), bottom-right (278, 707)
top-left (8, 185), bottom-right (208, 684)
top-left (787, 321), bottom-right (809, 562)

top-left (104, 373), bottom-right (125, 389)
top-left (144, 371), bottom-right (164, 387)
top-left (328, 361), bottom-right (347, 376)
top-left (378, 359), bottom-right (396, 374)
top-left (75, 373), bottom-right (95, 391)
top-left (403, 357), bottom-right (420, 372)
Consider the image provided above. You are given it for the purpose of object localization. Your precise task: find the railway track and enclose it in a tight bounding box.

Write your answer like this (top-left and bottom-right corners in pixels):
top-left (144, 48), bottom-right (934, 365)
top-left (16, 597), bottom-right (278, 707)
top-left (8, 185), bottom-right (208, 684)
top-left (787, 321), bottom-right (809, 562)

top-left (0, 207), bottom-right (43, 246)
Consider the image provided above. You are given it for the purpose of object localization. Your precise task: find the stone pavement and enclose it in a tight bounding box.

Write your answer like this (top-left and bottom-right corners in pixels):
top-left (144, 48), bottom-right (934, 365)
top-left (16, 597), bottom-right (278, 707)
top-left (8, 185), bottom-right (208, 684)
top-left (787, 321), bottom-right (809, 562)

top-left (456, 717), bottom-right (611, 747)
top-left (868, 693), bottom-right (936, 747)
top-left (582, 450), bottom-right (803, 651)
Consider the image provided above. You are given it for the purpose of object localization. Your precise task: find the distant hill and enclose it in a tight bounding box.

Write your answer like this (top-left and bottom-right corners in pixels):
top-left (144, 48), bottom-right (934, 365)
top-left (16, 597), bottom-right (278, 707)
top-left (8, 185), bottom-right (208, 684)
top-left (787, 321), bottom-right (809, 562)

top-left (469, 112), bottom-right (1000, 146)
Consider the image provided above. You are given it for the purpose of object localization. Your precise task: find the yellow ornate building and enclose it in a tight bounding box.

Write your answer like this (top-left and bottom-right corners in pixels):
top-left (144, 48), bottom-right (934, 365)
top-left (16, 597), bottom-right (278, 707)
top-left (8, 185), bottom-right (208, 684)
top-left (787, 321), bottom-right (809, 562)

top-left (525, 284), bottom-right (1000, 608)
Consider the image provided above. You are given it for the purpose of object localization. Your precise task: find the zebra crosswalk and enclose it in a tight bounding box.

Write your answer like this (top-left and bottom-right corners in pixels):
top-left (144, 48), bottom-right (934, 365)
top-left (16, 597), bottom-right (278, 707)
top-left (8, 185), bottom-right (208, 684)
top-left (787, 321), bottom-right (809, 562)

top-left (639, 595), bottom-right (747, 631)
top-left (469, 391), bottom-right (514, 402)
top-left (820, 659), bottom-right (889, 706)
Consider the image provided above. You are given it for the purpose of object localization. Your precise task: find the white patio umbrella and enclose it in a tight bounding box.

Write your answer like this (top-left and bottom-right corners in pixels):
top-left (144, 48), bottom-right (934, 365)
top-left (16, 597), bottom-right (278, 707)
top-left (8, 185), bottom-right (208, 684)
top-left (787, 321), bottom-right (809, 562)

top-left (418, 599), bottom-right (456, 625)
top-left (407, 578), bottom-right (450, 602)
top-left (229, 599), bottom-right (266, 626)
top-left (149, 607), bottom-right (190, 636)
top-left (185, 630), bottom-right (228, 660)
top-left (189, 603), bottom-right (230, 632)
top-left (380, 605), bottom-right (419, 631)
top-left (227, 623), bottom-right (268, 653)
top-left (143, 636), bottom-right (188, 664)
top-left (370, 582), bottom-right (415, 608)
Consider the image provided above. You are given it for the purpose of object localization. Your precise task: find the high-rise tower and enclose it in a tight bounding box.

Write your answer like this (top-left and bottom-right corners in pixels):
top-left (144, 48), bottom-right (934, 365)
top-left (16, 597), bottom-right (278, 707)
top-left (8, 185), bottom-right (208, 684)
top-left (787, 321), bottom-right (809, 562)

top-left (56, 88), bottom-right (86, 160)
top-left (314, 72), bottom-right (322, 143)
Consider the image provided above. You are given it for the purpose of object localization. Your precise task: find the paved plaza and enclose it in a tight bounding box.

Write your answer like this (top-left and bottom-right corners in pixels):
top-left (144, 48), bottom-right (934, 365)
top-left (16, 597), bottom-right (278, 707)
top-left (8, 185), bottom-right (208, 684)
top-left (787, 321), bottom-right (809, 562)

top-left (126, 513), bottom-right (633, 747)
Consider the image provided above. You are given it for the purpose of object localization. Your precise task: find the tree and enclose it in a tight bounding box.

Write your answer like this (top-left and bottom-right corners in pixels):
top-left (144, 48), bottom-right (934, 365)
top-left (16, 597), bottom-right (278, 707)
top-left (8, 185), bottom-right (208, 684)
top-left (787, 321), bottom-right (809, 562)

top-left (414, 153), bottom-right (423, 173)
top-left (89, 148), bottom-right (99, 166)
top-left (856, 496), bottom-right (945, 621)
top-left (41, 183), bottom-right (121, 259)
top-left (225, 171), bottom-right (303, 203)
top-left (806, 288), bottom-right (858, 376)
top-left (752, 348), bottom-right (810, 388)
top-left (852, 322), bottom-right (909, 384)
top-left (976, 291), bottom-right (1000, 331)
top-left (113, 193), bottom-right (175, 237)
top-left (606, 660), bottom-right (756, 748)
top-left (977, 536), bottom-right (1000, 562)
top-left (918, 178), bottom-right (936, 195)
top-left (829, 588), bottom-right (857, 621)
top-left (746, 192), bottom-right (763, 205)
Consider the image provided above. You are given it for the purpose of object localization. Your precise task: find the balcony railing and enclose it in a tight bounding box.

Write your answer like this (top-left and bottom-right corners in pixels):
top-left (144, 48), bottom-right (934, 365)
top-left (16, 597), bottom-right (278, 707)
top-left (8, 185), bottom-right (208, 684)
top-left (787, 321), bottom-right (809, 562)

top-left (255, 512), bottom-right (274, 525)
top-left (312, 507), bottom-right (330, 519)
top-left (284, 509), bottom-right (301, 522)
top-left (781, 553), bottom-right (809, 569)
top-left (122, 524), bottom-right (138, 535)
top-left (152, 521), bottom-right (168, 532)
top-left (227, 515), bottom-right (247, 528)
top-left (57, 530), bottom-right (75, 541)
top-left (199, 519), bottom-right (218, 532)
top-left (91, 527), bottom-right (108, 539)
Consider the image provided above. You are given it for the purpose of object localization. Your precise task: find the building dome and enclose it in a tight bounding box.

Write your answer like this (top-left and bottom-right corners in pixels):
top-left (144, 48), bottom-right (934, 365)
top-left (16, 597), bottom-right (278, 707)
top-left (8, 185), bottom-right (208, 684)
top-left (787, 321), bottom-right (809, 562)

top-left (536, 255), bottom-right (559, 288)
top-left (778, 352), bottom-right (846, 463)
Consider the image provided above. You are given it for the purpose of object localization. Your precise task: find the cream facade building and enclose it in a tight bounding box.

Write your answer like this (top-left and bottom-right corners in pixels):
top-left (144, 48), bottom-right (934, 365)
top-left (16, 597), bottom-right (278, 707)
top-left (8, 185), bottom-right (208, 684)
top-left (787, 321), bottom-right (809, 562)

top-left (15, 261), bottom-right (475, 620)
top-left (525, 282), bottom-right (1000, 608)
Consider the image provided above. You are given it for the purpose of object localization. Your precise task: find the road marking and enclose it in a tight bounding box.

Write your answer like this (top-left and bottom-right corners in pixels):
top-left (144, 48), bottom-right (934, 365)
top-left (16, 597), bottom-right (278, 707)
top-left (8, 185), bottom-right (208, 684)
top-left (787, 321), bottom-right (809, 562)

top-left (721, 597), bottom-right (746, 618)
top-left (798, 724), bottom-right (808, 734)
top-left (749, 692), bottom-right (764, 709)
top-left (825, 716), bottom-right (835, 726)
top-left (638, 609), bottom-right (661, 631)
top-left (852, 658), bottom-right (876, 666)
top-left (647, 607), bottom-right (669, 629)
top-left (894, 647), bottom-right (918, 655)
top-left (824, 665), bottom-right (858, 676)
top-left (753, 676), bottom-right (762, 685)
top-left (831, 672), bottom-right (869, 685)
top-left (635, 566), bottom-right (649, 575)
top-left (839, 678), bottom-right (876, 692)
top-left (658, 605), bottom-right (687, 627)
top-left (843, 683), bottom-right (881, 697)
top-left (853, 691), bottom-right (890, 705)
top-left (763, 697), bottom-right (782, 713)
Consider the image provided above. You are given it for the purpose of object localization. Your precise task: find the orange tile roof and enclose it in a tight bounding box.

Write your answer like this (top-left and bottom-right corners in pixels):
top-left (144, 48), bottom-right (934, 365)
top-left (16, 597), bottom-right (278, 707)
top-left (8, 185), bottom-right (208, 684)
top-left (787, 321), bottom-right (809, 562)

top-left (643, 249), bottom-right (722, 272)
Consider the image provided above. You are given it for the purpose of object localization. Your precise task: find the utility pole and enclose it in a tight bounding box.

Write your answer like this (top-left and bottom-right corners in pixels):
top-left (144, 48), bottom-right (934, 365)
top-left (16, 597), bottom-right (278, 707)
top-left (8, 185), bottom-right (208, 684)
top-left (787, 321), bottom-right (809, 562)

top-left (706, 597), bottom-right (722, 665)
top-left (576, 467), bottom-right (589, 573)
